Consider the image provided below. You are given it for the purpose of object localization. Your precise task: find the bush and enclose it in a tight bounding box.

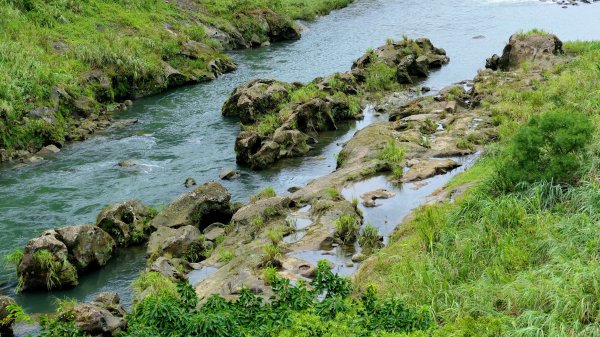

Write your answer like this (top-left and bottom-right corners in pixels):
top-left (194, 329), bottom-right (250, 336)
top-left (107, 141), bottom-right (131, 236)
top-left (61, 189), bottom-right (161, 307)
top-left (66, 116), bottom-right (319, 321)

top-left (497, 111), bottom-right (594, 188)
top-left (359, 223), bottom-right (381, 254)
top-left (99, 258), bottom-right (431, 337)
top-left (364, 62), bottom-right (398, 92)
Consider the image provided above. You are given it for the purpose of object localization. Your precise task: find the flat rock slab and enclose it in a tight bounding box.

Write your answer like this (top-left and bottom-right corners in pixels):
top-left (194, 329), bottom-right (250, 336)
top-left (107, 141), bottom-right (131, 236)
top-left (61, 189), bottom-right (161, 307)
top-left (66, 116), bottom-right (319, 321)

top-left (402, 159), bottom-right (460, 182)
top-left (361, 189), bottom-right (397, 207)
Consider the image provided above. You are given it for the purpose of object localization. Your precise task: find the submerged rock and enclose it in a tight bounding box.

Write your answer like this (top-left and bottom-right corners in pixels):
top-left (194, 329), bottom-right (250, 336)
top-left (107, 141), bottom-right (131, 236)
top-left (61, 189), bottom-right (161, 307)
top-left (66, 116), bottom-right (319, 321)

top-left (150, 181), bottom-right (233, 231)
top-left (361, 189), bottom-right (397, 207)
top-left (97, 200), bottom-right (154, 247)
top-left (184, 177), bottom-right (197, 188)
top-left (219, 169), bottom-right (240, 180)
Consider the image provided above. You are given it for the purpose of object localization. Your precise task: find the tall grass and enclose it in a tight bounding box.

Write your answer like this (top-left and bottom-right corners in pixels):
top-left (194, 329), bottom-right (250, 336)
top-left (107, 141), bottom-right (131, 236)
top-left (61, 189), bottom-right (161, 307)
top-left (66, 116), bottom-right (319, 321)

top-left (355, 39), bottom-right (600, 336)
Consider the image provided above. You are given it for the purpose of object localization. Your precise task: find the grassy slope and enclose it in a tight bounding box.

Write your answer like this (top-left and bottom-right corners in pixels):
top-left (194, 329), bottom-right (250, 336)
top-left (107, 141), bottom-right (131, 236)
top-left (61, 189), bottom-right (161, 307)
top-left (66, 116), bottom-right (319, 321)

top-left (0, 0), bottom-right (353, 157)
top-left (354, 41), bottom-right (600, 336)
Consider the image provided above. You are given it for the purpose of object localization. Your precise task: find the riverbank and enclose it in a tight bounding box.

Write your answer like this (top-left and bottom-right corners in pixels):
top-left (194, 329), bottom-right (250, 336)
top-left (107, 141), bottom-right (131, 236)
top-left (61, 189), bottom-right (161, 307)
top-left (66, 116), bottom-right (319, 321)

top-left (7, 31), bottom-right (595, 337)
top-left (354, 37), bottom-right (600, 335)
top-left (0, 0), bottom-right (353, 165)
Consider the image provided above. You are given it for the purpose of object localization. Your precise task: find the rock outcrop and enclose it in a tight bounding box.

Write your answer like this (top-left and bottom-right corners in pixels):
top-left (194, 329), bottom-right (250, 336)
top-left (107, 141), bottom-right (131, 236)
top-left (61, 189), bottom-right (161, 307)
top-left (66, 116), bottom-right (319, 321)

top-left (147, 225), bottom-right (205, 262)
top-left (97, 200), bottom-right (154, 247)
top-left (17, 230), bottom-right (79, 291)
top-left (56, 225), bottom-right (116, 271)
top-left (486, 33), bottom-right (563, 71)
top-left (67, 293), bottom-right (127, 337)
top-left (229, 37), bottom-right (450, 170)
top-left (150, 181), bottom-right (233, 231)
top-left (222, 79), bottom-right (293, 123)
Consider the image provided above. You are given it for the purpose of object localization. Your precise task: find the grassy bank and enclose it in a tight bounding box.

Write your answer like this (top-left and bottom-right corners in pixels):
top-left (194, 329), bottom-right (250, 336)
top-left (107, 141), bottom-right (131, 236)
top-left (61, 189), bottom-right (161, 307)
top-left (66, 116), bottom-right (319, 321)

top-left (354, 39), bottom-right (600, 336)
top-left (0, 0), bottom-right (353, 161)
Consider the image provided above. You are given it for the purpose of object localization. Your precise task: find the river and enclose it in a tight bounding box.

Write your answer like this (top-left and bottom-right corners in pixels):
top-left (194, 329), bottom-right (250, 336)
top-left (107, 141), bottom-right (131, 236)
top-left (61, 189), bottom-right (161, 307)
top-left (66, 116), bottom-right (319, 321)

top-left (2, 0), bottom-right (600, 314)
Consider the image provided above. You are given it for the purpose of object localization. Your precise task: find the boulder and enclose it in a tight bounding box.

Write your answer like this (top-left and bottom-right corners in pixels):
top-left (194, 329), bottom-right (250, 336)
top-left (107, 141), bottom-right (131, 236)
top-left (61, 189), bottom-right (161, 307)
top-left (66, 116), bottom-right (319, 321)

top-left (147, 225), bottom-right (204, 261)
top-left (91, 292), bottom-right (126, 317)
top-left (235, 131), bottom-right (262, 166)
top-left (219, 169), bottom-right (240, 180)
top-left (36, 145), bottom-right (60, 157)
top-left (361, 189), bottom-right (397, 208)
top-left (0, 296), bottom-right (16, 335)
top-left (56, 225), bottom-right (116, 271)
top-left (18, 230), bottom-right (78, 291)
top-left (402, 159), bottom-right (460, 182)
top-left (203, 225), bottom-right (225, 242)
top-left (150, 181), bottom-right (233, 231)
top-left (232, 196), bottom-right (292, 228)
top-left (97, 200), bottom-right (153, 247)
top-left (70, 303), bottom-right (126, 336)
top-left (222, 79), bottom-right (292, 124)
top-left (487, 33), bottom-right (563, 71)
top-left (149, 257), bottom-right (188, 282)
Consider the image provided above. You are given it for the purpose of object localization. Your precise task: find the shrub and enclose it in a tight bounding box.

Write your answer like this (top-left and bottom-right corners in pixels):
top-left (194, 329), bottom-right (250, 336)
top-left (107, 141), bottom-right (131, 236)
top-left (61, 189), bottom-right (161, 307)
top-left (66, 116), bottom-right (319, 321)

top-left (497, 111), bottom-right (594, 188)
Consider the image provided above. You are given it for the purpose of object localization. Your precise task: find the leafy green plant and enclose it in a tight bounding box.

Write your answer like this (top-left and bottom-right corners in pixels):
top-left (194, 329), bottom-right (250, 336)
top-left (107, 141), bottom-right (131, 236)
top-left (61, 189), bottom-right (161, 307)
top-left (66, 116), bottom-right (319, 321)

top-left (217, 249), bottom-right (235, 263)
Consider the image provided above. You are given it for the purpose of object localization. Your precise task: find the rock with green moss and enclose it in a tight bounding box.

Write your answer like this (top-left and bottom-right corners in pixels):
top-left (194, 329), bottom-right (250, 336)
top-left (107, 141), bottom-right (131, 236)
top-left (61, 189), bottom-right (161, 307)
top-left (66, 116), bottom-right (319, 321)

top-left (146, 225), bottom-right (205, 262)
top-left (56, 224), bottom-right (116, 271)
top-left (150, 181), bottom-right (233, 231)
top-left (97, 200), bottom-right (154, 247)
top-left (222, 79), bottom-right (293, 123)
top-left (485, 33), bottom-right (563, 71)
top-left (18, 230), bottom-right (78, 291)
top-left (0, 296), bottom-right (16, 336)
top-left (231, 196), bottom-right (292, 228)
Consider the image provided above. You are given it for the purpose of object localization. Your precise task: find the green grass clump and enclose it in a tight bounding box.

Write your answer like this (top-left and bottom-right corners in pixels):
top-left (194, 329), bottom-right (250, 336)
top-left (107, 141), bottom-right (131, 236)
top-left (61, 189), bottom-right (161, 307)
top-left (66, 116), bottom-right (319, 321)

top-left (257, 186), bottom-right (277, 200)
top-left (364, 62), bottom-right (398, 92)
top-left (377, 141), bottom-right (405, 164)
top-left (335, 214), bottom-right (360, 244)
top-left (217, 249), bottom-right (235, 263)
top-left (358, 223), bottom-right (380, 255)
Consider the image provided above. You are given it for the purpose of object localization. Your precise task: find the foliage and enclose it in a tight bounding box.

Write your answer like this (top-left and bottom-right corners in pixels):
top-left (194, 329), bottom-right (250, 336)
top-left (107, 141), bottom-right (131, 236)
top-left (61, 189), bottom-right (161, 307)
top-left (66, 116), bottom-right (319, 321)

top-left (377, 141), bottom-right (405, 164)
top-left (217, 249), bottom-right (235, 263)
top-left (115, 259), bottom-right (430, 337)
top-left (4, 248), bottom-right (23, 271)
top-left (326, 187), bottom-right (341, 200)
top-left (496, 110), bottom-right (594, 189)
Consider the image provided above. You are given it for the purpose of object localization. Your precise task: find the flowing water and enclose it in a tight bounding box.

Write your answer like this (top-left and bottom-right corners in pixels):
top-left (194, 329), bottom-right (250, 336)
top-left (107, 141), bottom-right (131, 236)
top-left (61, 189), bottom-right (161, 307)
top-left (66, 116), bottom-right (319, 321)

top-left (2, 0), bottom-right (600, 314)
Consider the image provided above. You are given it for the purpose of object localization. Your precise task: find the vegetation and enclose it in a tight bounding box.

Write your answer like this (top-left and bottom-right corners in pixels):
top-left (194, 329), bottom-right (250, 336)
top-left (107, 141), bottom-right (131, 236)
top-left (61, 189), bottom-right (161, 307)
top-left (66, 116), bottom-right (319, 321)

top-left (355, 39), bottom-right (600, 336)
top-left (364, 62), bottom-right (398, 92)
top-left (334, 214), bottom-right (360, 243)
top-left (34, 261), bottom-right (430, 337)
top-left (0, 0), bottom-right (354, 158)
top-left (251, 186), bottom-right (277, 202)
top-left (358, 223), bottom-right (381, 255)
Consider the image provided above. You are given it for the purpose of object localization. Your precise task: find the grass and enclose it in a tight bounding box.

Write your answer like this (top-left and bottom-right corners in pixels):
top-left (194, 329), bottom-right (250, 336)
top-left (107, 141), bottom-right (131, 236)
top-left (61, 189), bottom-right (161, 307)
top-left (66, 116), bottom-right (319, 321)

top-left (377, 141), bottom-right (405, 164)
top-left (335, 214), bottom-right (360, 244)
top-left (217, 249), bottom-right (235, 263)
top-left (0, 0), bottom-right (355, 158)
top-left (358, 223), bottom-right (380, 255)
top-left (355, 38), bottom-right (600, 336)
top-left (364, 62), bottom-right (398, 92)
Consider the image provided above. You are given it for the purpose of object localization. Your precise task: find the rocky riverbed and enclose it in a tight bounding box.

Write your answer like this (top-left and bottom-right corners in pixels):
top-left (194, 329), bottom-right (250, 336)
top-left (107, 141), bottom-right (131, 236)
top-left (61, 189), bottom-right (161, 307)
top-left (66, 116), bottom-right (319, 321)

top-left (2, 31), bottom-right (570, 336)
